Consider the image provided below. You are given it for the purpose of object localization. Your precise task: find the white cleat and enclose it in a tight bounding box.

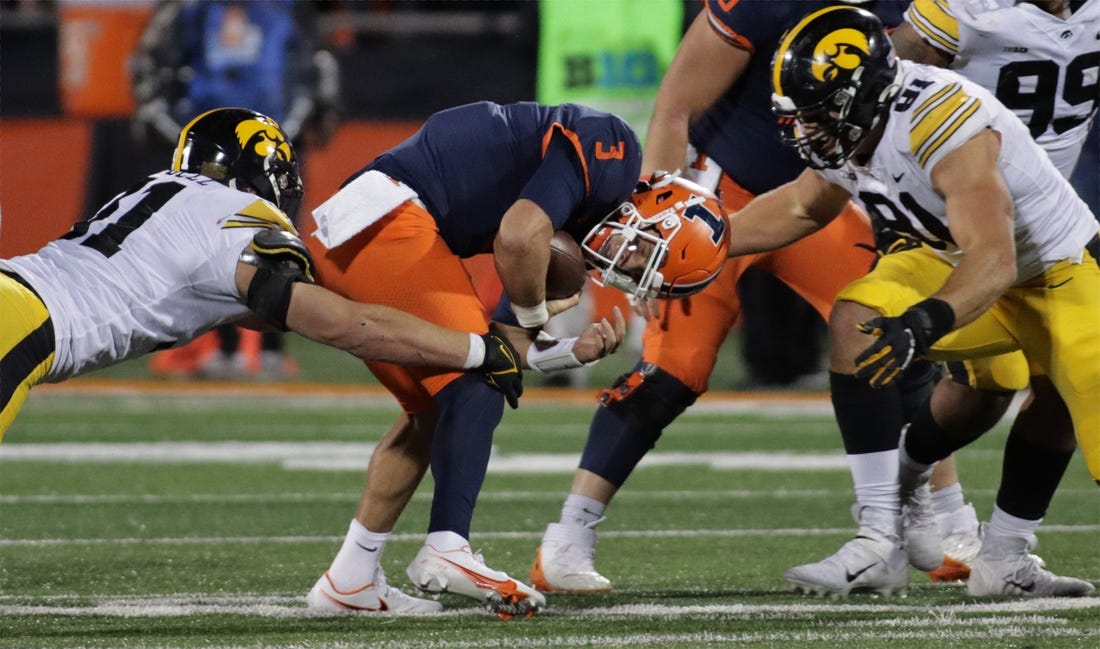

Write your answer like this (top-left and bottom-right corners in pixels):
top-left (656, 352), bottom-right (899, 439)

top-left (530, 522), bottom-right (611, 593)
top-left (785, 526), bottom-right (909, 598)
top-left (928, 502), bottom-right (983, 583)
top-left (928, 506), bottom-right (1045, 583)
top-left (406, 537), bottom-right (546, 619)
top-left (899, 483), bottom-right (944, 572)
top-left (306, 569), bottom-right (443, 614)
top-left (967, 533), bottom-right (1094, 598)
top-left (897, 426), bottom-right (943, 572)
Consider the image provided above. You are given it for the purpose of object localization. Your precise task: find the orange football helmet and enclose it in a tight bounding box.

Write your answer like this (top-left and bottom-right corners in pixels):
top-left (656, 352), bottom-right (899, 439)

top-left (582, 172), bottom-right (730, 299)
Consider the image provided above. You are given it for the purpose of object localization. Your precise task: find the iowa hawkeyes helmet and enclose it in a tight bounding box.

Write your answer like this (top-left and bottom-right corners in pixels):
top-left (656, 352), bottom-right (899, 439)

top-left (771, 6), bottom-right (900, 169)
top-left (582, 172), bottom-right (729, 300)
top-left (172, 108), bottom-right (303, 219)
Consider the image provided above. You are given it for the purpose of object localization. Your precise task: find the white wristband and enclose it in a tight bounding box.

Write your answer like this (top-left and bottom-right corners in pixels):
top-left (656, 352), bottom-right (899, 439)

top-left (513, 301), bottom-right (549, 329)
top-left (526, 334), bottom-right (594, 373)
top-left (463, 332), bottom-right (486, 369)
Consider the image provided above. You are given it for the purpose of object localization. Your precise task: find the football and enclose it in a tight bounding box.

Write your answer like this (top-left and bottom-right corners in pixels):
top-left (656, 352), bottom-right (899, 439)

top-left (546, 231), bottom-right (587, 299)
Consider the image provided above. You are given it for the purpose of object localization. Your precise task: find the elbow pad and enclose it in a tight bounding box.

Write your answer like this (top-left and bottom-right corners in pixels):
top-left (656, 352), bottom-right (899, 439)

top-left (240, 229), bottom-right (317, 330)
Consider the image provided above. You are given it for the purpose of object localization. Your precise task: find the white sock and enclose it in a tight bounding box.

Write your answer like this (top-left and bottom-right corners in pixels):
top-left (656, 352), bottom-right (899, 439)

top-left (425, 530), bottom-right (469, 552)
top-left (560, 493), bottom-right (606, 527)
top-left (848, 450), bottom-right (900, 514)
top-left (326, 519), bottom-right (389, 591)
top-left (987, 504), bottom-right (1041, 540)
top-left (930, 482), bottom-right (966, 517)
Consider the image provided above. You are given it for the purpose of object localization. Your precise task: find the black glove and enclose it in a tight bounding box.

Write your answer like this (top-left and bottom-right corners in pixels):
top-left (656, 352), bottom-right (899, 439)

top-left (479, 329), bottom-right (523, 409)
top-left (854, 298), bottom-right (955, 389)
top-left (855, 226), bottom-right (924, 271)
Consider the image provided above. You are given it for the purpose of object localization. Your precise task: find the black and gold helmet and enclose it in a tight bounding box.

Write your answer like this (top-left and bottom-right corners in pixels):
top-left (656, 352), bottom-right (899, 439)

top-left (771, 6), bottom-right (900, 169)
top-left (172, 108), bottom-right (303, 220)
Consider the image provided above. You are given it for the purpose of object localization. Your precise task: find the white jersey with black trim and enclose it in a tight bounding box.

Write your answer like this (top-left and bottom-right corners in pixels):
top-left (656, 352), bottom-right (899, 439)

top-left (0, 170), bottom-right (298, 382)
top-left (904, 0), bottom-right (1100, 177)
top-left (818, 60), bottom-right (1097, 282)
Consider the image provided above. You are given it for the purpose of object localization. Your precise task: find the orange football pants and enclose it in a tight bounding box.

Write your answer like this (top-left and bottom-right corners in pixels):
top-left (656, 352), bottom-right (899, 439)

top-left (641, 174), bottom-right (876, 395)
top-left (305, 202), bottom-right (489, 413)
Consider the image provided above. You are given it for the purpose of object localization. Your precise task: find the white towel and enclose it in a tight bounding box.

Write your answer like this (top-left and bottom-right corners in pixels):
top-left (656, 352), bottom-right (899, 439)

top-left (310, 170), bottom-right (418, 249)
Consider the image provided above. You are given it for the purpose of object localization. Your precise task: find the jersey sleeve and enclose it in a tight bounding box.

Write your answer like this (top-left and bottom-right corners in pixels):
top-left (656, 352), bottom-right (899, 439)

top-left (518, 127), bottom-right (589, 229)
top-left (521, 113), bottom-right (642, 230)
top-left (703, 0), bottom-right (794, 52)
top-left (907, 80), bottom-right (990, 171)
top-left (199, 196), bottom-right (301, 301)
top-left (904, 0), bottom-right (960, 56)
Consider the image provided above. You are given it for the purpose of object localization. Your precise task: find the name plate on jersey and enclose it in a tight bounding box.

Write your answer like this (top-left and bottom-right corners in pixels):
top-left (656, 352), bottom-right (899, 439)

top-left (311, 170), bottom-right (418, 249)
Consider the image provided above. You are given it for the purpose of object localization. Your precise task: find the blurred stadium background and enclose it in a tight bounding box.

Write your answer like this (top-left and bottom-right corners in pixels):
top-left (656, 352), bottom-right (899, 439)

top-left (1, 0), bottom-right (783, 389)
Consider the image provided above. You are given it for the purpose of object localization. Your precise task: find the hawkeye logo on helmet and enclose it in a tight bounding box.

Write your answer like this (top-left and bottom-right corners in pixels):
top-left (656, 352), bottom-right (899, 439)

top-left (236, 121), bottom-right (293, 164)
top-left (811, 28), bottom-right (870, 82)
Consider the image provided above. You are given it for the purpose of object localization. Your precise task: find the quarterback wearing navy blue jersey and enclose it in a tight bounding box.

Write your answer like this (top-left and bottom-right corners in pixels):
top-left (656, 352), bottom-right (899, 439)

top-left (304, 102), bottom-right (642, 617)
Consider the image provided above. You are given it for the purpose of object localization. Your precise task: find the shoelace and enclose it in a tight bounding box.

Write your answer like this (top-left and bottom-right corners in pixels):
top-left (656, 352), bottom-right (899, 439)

top-left (470, 548), bottom-right (488, 567)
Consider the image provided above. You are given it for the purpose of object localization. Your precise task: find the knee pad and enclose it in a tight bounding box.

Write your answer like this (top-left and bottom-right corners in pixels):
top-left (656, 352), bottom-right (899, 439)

top-left (598, 362), bottom-right (698, 439)
top-left (580, 362), bottom-right (698, 486)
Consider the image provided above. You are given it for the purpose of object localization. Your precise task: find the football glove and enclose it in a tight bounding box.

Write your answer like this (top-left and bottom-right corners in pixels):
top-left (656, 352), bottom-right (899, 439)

top-left (855, 226), bottom-right (924, 271)
top-left (479, 329), bottom-right (523, 409)
top-left (854, 298), bottom-right (954, 389)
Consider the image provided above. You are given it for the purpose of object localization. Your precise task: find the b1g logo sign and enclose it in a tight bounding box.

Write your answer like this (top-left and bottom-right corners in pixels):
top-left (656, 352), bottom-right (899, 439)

top-left (564, 49), bottom-right (661, 91)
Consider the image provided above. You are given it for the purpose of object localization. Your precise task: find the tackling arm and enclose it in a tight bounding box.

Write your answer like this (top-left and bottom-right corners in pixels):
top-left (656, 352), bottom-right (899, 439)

top-left (642, 9), bottom-right (751, 175)
top-left (235, 263), bottom-right (471, 368)
top-left (726, 169), bottom-right (850, 257)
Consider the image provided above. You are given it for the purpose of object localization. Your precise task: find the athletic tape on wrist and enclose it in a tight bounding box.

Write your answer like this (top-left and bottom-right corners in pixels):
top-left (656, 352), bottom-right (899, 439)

top-left (464, 332), bottom-right (486, 369)
top-left (513, 301), bottom-right (549, 329)
top-left (527, 335), bottom-right (591, 373)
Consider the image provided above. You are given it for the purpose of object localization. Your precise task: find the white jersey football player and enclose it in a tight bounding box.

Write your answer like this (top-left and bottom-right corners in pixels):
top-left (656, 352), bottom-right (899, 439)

top-left (0, 108), bottom-right (529, 448)
top-left (898, 0), bottom-right (1099, 177)
top-left (885, 0), bottom-right (1100, 582)
top-left (727, 6), bottom-right (1097, 597)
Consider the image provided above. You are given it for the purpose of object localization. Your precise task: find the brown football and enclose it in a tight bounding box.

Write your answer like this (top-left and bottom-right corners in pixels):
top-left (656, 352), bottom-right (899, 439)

top-left (546, 231), bottom-right (587, 299)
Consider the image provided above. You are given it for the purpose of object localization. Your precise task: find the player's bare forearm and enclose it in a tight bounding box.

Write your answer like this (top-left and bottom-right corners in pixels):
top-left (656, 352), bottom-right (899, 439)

top-left (642, 10), bottom-right (750, 175)
top-left (286, 283), bottom-right (471, 368)
top-left (490, 306), bottom-right (626, 368)
top-left (930, 191), bottom-right (1016, 328)
top-left (494, 199), bottom-right (554, 310)
top-left (727, 171), bottom-right (846, 257)
top-left (930, 130), bottom-right (1017, 327)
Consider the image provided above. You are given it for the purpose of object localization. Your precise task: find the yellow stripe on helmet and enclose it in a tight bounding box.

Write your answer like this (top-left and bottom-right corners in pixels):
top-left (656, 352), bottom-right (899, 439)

top-left (772, 5), bottom-right (857, 96)
top-left (171, 108), bottom-right (223, 172)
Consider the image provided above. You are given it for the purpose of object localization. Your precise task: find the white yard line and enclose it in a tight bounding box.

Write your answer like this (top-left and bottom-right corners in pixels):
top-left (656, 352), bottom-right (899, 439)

top-left (3, 487), bottom-right (1094, 506)
top-left (0, 441), bottom-right (995, 472)
top-left (3, 525), bottom-right (1096, 548)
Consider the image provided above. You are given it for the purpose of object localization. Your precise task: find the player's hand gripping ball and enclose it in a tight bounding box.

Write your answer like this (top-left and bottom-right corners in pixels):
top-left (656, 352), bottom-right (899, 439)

top-left (546, 231), bottom-right (587, 300)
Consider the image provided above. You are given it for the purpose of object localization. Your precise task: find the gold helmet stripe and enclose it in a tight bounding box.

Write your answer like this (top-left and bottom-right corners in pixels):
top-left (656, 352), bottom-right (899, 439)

top-left (772, 5), bottom-right (856, 96)
top-left (171, 108), bottom-right (223, 172)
